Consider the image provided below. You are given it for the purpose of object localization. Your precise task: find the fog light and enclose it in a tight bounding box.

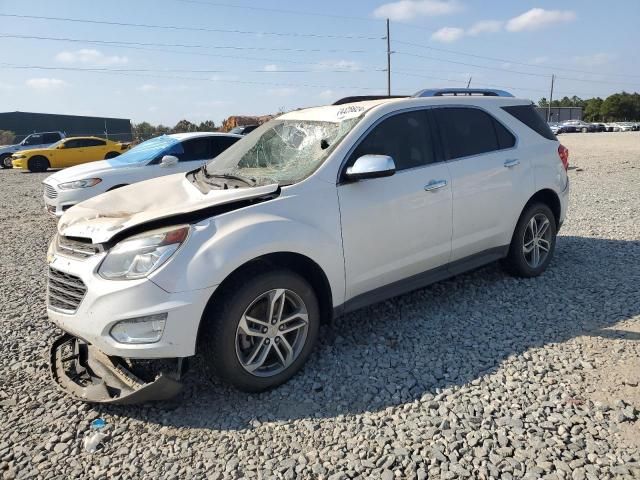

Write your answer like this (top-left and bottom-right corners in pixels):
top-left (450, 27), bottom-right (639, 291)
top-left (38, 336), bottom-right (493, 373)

top-left (110, 313), bottom-right (167, 344)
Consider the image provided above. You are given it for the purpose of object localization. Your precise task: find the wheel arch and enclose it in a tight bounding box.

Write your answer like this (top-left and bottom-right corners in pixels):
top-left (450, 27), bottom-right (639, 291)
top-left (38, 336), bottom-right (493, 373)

top-left (524, 188), bottom-right (561, 228)
top-left (196, 251), bottom-right (334, 351)
top-left (107, 184), bottom-right (128, 191)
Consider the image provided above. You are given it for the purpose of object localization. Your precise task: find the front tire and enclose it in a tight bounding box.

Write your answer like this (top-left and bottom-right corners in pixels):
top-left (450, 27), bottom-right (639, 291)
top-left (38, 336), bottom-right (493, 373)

top-left (0, 154), bottom-right (13, 169)
top-left (502, 203), bottom-right (557, 278)
top-left (200, 269), bottom-right (320, 392)
top-left (27, 156), bottom-right (49, 173)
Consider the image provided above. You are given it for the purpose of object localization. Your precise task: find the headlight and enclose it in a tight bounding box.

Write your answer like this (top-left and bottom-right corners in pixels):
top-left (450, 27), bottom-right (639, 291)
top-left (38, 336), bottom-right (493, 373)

top-left (58, 178), bottom-right (102, 190)
top-left (98, 225), bottom-right (190, 280)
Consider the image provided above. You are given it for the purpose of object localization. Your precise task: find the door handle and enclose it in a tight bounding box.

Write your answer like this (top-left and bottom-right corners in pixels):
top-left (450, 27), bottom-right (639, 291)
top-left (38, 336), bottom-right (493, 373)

top-left (504, 159), bottom-right (520, 168)
top-left (424, 179), bottom-right (447, 191)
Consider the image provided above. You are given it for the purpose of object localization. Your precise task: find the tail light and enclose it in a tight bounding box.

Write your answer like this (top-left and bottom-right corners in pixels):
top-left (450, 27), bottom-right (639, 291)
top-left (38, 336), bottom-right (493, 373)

top-left (558, 144), bottom-right (569, 171)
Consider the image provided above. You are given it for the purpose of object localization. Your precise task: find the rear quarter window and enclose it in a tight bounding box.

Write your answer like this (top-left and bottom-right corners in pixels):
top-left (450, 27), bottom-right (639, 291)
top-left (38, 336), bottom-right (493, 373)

top-left (502, 105), bottom-right (556, 141)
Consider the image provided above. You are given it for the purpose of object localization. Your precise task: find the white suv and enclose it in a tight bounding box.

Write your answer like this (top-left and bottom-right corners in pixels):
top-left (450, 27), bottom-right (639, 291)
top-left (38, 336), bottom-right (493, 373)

top-left (47, 89), bottom-right (570, 403)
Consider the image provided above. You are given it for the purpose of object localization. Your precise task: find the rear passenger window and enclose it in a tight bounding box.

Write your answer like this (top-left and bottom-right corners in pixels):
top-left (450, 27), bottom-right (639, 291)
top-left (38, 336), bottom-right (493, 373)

top-left (502, 105), bottom-right (556, 141)
top-left (82, 138), bottom-right (107, 147)
top-left (210, 136), bottom-right (240, 157)
top-left (493, 120), bottom-right (516, 149)
top-left (435, 107), bottom-right (513, 160)
top-left (349, 110), bottom-right (434, 171)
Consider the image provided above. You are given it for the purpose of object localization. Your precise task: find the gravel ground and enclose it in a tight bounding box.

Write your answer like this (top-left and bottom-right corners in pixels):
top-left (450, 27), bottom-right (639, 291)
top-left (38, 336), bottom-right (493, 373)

top-left (0, 132), bottom-right (639, 479)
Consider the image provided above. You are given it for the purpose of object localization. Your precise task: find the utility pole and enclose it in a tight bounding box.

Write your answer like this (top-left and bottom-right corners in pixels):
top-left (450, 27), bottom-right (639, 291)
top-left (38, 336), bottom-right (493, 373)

top-left (386, 18), bottom-right (391, 96)
top-left (547, 74), bottom-right (555, 122)
top-left (467, 76), bottom-right (472, 88)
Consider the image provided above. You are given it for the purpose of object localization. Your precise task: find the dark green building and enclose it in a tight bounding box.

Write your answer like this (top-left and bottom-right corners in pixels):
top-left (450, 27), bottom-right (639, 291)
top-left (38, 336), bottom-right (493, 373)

top-left (0, 111), bottom-right (132, 143)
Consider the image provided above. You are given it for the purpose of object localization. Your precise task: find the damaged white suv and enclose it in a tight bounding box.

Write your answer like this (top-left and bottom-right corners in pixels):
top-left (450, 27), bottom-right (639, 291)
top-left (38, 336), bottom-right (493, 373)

top-left (47, 89), bottom-right (569, 403)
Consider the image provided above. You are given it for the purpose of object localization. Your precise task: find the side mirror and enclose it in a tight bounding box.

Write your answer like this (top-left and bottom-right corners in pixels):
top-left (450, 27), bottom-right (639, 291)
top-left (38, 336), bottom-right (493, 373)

top-left (345, 155), bottom-right (396, 181)
top-left (160, 155), bottom-right (179, 167)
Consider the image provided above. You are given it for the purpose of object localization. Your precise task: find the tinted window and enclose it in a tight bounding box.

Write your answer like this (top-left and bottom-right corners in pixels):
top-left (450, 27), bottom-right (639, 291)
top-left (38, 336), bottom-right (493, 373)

top-left (349, 110), bottom-right (434, 171)
top-left (210, 136), bottom-right (240, 157)
top-left (81, 138), bottom-right (106, 147)
top-left (179, 137), bottom-right (211, 161)
top-left (502, 105), bottom-right (556, 141)
top-left (63, 139), bottom-right (81, 149)
top-left (435, 107), bottom-right (503, 160)
top-left (23, 134), bottom-right (43, 146)
top-left (493, 119), bottom-right (516, 149)
top-left (43, 133), bottom-right (61, 144)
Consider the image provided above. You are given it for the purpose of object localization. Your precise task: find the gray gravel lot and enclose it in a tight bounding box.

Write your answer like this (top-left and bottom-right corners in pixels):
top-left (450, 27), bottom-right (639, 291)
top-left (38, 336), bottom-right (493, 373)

top-left (0, 132), bottom-right (639, 479)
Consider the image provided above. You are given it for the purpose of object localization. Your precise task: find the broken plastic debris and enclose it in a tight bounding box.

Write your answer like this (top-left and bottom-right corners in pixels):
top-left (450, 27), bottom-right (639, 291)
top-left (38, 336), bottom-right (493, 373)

top-left (90, 418), bottom-right (106, 430)
top-left (83, 432), bottom-right (107, 453)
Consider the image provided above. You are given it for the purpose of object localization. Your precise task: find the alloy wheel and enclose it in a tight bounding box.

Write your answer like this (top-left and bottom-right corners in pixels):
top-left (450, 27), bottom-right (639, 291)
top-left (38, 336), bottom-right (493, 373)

top-left (235, 288), bottom-right (309, 377)
top-left (522, 213), bottom-right (552, 268)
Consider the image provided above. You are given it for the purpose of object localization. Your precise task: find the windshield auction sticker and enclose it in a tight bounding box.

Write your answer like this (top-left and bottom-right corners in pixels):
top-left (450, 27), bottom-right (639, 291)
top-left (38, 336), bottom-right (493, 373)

top-left (336, 105), bottom-right (366, 120)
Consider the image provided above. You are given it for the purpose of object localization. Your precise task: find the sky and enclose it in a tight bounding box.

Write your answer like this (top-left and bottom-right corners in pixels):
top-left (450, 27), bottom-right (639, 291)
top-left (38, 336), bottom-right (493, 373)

top-left (1, 0), bottom-right (639, 126)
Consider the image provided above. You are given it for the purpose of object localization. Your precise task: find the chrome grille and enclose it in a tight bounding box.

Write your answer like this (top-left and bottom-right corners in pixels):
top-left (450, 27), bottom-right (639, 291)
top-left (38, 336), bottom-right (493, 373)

top-left (47, 268), bottom-right (87, 313)
top-left (44, 184), bottom-right (58, 199)
top-left (56, 236), bottom-right (100, 259)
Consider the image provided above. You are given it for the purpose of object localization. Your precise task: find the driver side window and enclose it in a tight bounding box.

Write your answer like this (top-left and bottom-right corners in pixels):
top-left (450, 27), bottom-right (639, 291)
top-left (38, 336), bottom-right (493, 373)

top-left (348, 110), bottom-right (434, 172)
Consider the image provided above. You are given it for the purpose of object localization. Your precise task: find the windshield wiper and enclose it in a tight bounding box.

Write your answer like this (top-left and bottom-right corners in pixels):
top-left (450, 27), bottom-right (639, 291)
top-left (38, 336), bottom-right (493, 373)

top-left (200, 167), bottom-right (256, 186)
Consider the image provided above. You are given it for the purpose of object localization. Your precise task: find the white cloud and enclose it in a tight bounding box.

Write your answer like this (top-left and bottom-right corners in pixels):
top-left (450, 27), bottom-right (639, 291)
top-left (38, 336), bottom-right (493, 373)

top-left (267, 87), bottom-right (297, 97)
top-left (0, 82), bottom-right (14, 91)
top-left (26, 78), bottom-right (68, 90)
top-left (506, 8), bottom-right (575, 32)
top-left (55, 49), bottom-right (129, 66)
top-left (431, 27), bottom-right (465, 43)
top-left (263, 64), bottom-right (278, 72)
top-left (314, 60), bottom-right (361, 72)
top-left (373, 0), bottom-right (462, 21)
top-left (137, 84), bottom-right (188, 93)
top-left (319, 89), bottom-right (336, 99)
top-left (467, 20), bottom-right (503, 35)
top-left (530, 56), bottom-right (549, 65)
top-left (573, 53), bottom-right (615, 68)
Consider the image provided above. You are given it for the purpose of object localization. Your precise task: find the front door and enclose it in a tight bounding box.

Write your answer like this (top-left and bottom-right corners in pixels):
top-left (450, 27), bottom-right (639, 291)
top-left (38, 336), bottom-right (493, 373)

top-left (338, 109), bottom-right (453, 302)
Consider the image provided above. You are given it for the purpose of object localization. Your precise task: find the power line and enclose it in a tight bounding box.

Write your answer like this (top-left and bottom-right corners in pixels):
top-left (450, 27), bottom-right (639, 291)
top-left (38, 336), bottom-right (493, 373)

top-left (0, 34), bottom-right (383, 68)
top-left (174, 0), bottom-right (382, 23)
top-left (0, 33), bottom-right (371, 54)
top-left (395, 51), bottom-right (551, 78)
top-left (1, 63), bottom-right (382, 74)
top-left (0, 13), bottom-right (382, 40)
top-left (393, 71), bottom-right (549, 94)
top-left (395, 51), bottom-right (640, 88)
top-left (0, 63), bottom-right (382, 91)
top-left (393, 40), bottom-right (640, 79)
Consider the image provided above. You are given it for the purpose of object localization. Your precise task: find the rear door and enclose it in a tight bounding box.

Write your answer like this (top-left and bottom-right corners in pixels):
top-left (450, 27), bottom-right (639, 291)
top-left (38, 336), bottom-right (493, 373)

top-left (432, 106), bottom-right (532, 262)
top-left (80, 138), bottom-right (108, 163)
top-left (338, 109), bottom-right (453, 302)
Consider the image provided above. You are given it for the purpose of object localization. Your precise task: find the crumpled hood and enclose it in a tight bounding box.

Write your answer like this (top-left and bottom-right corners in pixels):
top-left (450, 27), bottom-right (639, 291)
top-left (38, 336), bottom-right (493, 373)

top-left (58, 173), bottom-right (279, 243)
top-left (46, 160), bottom-right (124, 184)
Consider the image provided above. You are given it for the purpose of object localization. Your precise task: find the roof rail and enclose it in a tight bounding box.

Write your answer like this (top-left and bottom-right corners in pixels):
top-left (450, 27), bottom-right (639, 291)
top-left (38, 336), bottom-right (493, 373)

top-left (413, 88), bottom-right (514, 98)
top-left (332, 95), bottom-right (408, 105)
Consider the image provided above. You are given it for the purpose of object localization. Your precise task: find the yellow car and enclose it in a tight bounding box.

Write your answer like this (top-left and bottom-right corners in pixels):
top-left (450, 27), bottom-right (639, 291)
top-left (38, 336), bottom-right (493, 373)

top-left (11, 137), bottom-right (131, 172)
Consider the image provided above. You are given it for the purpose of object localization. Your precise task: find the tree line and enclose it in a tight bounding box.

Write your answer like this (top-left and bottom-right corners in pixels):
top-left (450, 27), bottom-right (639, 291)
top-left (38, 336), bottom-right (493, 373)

top-left (132, 119), bottom-right (217, 141)
top-left (538, 92), bottom-right (640, 122)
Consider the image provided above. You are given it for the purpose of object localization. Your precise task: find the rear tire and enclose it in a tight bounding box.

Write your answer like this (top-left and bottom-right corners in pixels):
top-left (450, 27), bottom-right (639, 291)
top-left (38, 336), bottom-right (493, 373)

top-left (581, 127), bottom-right (588, 133)
top-left (27, 156), bottom-right (49, 173)
top-left (105, 151), bottom-right (120, 160)
top-left (502, 203), bottom-right (557, 278)
top-left (0, 154), bottom-right (13, 169)
top-left (200, 269), bottom-right (320, 392)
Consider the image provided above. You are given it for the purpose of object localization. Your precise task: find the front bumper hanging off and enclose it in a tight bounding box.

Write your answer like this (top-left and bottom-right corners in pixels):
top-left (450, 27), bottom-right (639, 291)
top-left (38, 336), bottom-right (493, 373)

top-left (50, 334), bottom-right (183, 404)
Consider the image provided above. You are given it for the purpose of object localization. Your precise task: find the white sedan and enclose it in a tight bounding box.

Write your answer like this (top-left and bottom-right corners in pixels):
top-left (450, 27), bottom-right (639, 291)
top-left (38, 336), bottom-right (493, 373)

top-left (43, 132), bottom-right (242, 216)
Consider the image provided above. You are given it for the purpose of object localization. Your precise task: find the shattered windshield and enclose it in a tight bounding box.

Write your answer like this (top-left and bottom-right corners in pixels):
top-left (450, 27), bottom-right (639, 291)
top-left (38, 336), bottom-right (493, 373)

top-left (200, 116), bottom-right (362, 186)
